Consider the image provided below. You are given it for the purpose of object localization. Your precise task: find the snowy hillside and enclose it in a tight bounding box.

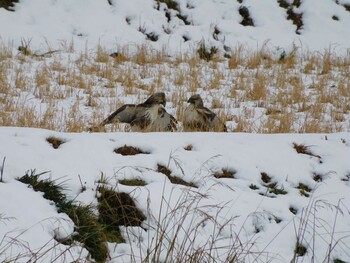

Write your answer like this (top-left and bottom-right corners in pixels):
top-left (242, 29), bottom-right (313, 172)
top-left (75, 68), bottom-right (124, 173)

top-left (1, 0), bottom-right (350, 54)
top-left (0, 128), bottom-right (350, 262)
top-left (1, 0), bottom-right (350, 262)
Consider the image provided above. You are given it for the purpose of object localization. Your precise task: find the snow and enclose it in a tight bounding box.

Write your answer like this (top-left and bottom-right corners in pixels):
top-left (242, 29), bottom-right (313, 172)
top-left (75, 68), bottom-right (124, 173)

top-left (0, 0), bottom-right (350, 54)
top-left (1, 0), bottom-right (350, 262)
top-left (1, 128), bottom-right (350, 262)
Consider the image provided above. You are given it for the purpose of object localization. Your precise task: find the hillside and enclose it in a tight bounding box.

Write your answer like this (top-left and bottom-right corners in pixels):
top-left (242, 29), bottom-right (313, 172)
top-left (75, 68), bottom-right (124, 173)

top-left (1, 128), bottom-right (350, 262)
top-left (0, 0), bottom-right (350, 262)
top-left (1, 0), bottom-right (350, 54)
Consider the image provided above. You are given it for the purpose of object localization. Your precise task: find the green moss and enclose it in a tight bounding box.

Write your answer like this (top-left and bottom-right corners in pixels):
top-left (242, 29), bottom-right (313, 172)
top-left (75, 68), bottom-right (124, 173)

top-left (119, 178), bottom-right (146, 186)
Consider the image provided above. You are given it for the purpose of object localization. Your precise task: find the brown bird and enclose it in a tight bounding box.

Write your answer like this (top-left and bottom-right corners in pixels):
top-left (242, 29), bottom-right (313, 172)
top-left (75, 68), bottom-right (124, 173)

top-left (94, 92), bottom-right (177, 132)
top-left (183, 94), bottom-right (227, 132)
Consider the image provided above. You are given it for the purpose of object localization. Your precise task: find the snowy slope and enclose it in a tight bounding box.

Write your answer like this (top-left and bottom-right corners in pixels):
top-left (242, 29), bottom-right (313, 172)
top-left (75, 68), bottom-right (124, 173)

top-left (1, 127), bottom-right (350, 262)
top-left (1, 0), bottom-right (350, 262)
top-left (0, 0), bottom-right (350, 54)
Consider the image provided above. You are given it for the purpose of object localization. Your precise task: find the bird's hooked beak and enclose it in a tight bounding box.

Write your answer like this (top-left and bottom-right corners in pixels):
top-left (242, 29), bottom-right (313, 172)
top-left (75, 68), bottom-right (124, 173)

top-left (187, 97), bottom-right (194, 103)
top-left (161, 100), bottom-right (166, 107)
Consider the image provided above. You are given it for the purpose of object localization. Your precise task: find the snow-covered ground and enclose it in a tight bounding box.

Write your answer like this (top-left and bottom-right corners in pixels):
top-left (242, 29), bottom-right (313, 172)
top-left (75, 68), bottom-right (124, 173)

top-left (1, 0), bottom-right (350, 262)
top-left (1, 128), bottom-right (350, 262)
top-left (1, 0), bottom-right (350, 54)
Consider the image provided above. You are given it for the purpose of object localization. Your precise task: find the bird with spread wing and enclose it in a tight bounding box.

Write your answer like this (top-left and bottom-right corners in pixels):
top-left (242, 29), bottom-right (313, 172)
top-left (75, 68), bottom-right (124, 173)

top-left (183, 94), bottom-right (227, 132)
top-left (91, 92), bottom-right (177, 132)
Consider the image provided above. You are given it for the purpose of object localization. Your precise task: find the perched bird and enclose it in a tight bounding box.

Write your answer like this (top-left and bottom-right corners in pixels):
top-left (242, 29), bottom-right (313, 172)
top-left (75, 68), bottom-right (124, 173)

top-left (94, 92), bottom-right (177, 132)
top-left (183, 94), bottom-right (227, 132)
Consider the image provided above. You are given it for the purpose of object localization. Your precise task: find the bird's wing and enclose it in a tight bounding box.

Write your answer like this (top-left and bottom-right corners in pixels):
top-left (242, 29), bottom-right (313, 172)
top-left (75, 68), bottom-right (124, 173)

top-left (199, 107), bottom-right (227, 132)
top-left (100, 104), bottom-right (138, 126)
top-left (199, 106), bottom-right (217, 122)
top-left (150, 107), bottom-right (178, 131)
top-left (130, 106), bottom-right (154, 131)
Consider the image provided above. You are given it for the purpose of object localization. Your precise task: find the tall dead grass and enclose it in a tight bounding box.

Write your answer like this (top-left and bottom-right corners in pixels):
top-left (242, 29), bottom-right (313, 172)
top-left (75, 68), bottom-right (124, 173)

top-left (0, 40), bottom-right (349, 133)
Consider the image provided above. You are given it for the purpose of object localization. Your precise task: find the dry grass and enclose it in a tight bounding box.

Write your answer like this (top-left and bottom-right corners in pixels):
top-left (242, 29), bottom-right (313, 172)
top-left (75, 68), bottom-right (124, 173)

top-left (0, 41), bottom-right (349, 133)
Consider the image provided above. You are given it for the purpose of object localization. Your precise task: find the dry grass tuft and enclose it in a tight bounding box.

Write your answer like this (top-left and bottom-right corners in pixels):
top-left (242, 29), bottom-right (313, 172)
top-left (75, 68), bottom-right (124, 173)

top-left (157, 164), bottom-right (197, 187)
top-left (184, 144), bottom-right (193, 151)
top-left (213, 168), bottom-right (236, 179)
top-left (46, 136), bottom-right (65, 149)
top-left (114, 145), bottom-right (150, 156)
top-left (292, 143), bottom-right (322, 162)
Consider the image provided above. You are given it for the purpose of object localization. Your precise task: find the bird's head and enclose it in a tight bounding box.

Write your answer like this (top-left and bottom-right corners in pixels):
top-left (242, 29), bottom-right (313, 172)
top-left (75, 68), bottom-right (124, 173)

top-left (144, 92), bottom-right (166, 106)
top-left (187, 94), bottom-right (204, 107)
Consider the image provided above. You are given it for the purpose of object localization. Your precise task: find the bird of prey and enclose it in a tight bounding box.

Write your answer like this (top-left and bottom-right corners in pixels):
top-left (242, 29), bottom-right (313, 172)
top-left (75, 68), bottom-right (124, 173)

top-left (183, 94), bottom-right (227, 132)
top-left (94, 92), bottom-right (177, 132)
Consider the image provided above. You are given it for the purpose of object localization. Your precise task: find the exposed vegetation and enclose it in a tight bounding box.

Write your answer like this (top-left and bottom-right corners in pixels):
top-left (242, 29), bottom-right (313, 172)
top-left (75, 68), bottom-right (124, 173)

top-left (114, 145), bottom-right (150, 155)
top-left (0, 42), bottom-right (349, 133)
top-left (157, 163), bottom-right (197, 187)
top-left (239, 6), bottom-right (254, 26)
top-left (297, 182), bottom-right (312, 197)
top-left (46, 136), bottom-right (65, 149)
top-left (292, 143), bottom-right (322, 162)
top-left (197, 41), bottom-right (218, 61)
top-left (119, 178), bottom-right (147, 186)
top-left (213, 168), bottom-right (236, 179)
top-left (16, 170), bottom-right (128, 262)
top-left (0, 0), bottom-right (18, 11)
top-left (277, 0), bottom-right (303, 34)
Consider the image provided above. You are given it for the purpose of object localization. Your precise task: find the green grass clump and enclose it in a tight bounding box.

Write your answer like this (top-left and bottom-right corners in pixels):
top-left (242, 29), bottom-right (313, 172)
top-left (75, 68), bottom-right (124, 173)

top-left (17, 170), bottom-right (110, 262)
top-left (268, 185), bottom-right (288, 195)
top-left (249, 184), bottom-right (259, 190)
top-left (17, 170), bottom-right (67, 210)
top-left (119, 178), bottom-right (146, 186)
top-left (197, 41), bottom-right (218, 61)
top-left (66, 204), bottom-right (109, 262)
